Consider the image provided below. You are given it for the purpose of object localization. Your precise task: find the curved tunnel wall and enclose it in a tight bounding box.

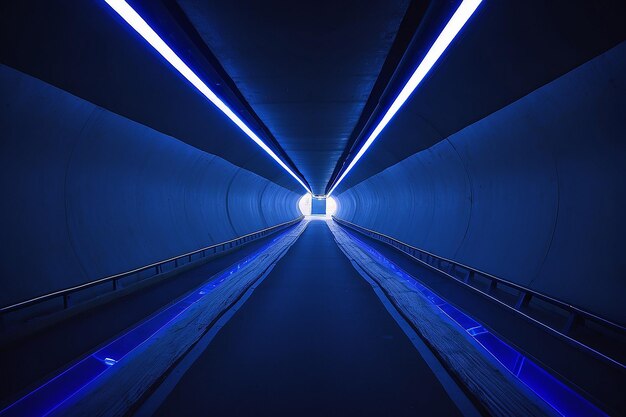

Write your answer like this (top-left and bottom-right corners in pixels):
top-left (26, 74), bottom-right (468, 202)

top-left (0, 65), bottom-right (301, 307)
top-left (335, 42), bottom-right (626, 324)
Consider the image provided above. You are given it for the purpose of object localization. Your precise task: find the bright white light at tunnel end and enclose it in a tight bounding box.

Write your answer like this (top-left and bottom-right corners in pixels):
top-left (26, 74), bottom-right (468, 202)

top-left (327, 0), bottom-right (483, 197)
top-left (103, 0), bottom-right (311, 194)
top-left (326, 196), bottom-right (337, 217)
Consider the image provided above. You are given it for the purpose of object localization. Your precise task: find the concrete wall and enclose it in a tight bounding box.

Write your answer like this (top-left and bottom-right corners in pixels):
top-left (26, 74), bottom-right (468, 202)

top-left (0, 65), bottom-right (301, 307)
top-left (335, 42), bottom-right (626, 324)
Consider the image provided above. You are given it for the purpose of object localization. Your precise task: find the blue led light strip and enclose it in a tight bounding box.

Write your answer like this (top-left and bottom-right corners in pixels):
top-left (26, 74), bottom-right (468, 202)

top-left (328, 0), bottom-right (482, 196)
top-left (0, 231), bottom-right (289, 417)
top-left (344, 230), bottom-right (608, 417)
top-left (103, 0), bottom-right (310, 194)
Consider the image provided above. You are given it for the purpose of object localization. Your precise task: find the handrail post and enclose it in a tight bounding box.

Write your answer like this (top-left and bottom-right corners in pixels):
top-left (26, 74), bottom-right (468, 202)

top-left (464, 270), bottom-right (474, 284)
top-left (515, 291), bottom-right (532, 310)
top-left (563, 311), bottom-right (582, 334)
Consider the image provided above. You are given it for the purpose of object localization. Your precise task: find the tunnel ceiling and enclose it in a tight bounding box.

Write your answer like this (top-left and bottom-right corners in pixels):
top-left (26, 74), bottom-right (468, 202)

top-left (2, 1), bottom-right (624, 196)
top-left (169, 0), bottom-right (626, 195)
top-left (173, 0), bottom-right (411, 194)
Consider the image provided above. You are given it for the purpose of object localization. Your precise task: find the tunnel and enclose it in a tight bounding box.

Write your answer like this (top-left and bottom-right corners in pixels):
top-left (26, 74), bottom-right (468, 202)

top-left (1, 1), bottom-right (625, 416)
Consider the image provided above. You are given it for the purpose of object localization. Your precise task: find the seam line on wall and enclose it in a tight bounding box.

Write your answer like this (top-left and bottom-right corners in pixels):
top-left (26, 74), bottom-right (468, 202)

top-left (445, 137), bottom-right (474, 259)
top-left (528, 151), bottom-right (561, 287)
top-left (258, 180), bottom-right (270, 227)
top-left (63, 106), bottom-right (99, 280)
top-left (224, 168), bottom-right (241, 237)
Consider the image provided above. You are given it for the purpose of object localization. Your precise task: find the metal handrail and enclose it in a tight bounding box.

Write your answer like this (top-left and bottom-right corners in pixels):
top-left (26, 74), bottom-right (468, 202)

top-left (0, 216), bottom-right (303, 315)
top-left (332, 216), bottom-right (625, 343)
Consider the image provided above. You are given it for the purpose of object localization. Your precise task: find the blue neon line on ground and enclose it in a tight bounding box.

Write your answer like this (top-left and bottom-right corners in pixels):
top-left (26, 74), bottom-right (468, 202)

top-left (344, 229), bottom-right (608, 417)
top-left (0, 229), bottom-right (291, 417)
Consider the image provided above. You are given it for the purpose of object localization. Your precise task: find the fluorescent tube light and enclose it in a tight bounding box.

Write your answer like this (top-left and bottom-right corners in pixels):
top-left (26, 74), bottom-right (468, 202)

top-left (328, 0), bottom-right (482, 196)
top-left (104, 0), bottom-right (310, 193)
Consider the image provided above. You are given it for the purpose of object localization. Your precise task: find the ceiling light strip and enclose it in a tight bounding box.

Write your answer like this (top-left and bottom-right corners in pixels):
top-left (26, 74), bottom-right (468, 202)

top-left (328, 0), bottom-right (482, 196)
top-left (104, 0), bottom-right (310, 193)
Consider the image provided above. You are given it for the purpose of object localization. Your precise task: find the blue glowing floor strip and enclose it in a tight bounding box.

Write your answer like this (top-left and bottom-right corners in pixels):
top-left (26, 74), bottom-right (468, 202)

top-left (0, 231), bottom-right (290, 417)
top-left (344, 230), bottom-right (607, 417)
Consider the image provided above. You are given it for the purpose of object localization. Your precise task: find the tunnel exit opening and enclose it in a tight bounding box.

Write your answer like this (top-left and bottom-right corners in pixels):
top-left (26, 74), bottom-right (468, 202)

top-left (298, 194), bottom-right (337, 217)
